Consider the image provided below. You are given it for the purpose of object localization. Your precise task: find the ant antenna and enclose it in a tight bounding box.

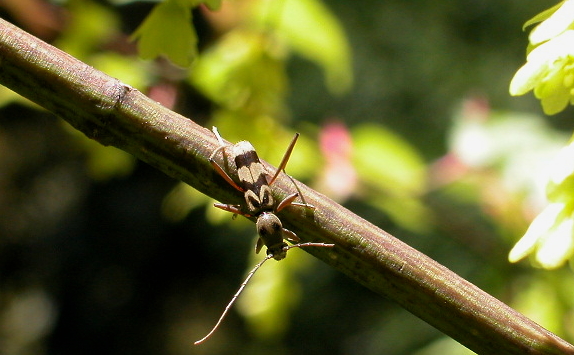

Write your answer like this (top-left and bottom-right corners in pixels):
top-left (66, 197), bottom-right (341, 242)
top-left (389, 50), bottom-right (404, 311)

top-left (194, 242), bottom-right (334, 345)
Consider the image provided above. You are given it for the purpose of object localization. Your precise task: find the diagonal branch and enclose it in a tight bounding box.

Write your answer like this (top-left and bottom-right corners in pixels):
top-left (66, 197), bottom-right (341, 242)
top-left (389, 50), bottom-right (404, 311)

top-left (0, 18), bottom-right (572, 355)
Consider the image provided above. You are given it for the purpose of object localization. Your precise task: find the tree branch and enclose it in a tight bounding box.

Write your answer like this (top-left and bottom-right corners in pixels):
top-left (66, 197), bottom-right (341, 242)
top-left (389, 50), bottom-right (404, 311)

top-left (0, 18), bottom-right (572, 355)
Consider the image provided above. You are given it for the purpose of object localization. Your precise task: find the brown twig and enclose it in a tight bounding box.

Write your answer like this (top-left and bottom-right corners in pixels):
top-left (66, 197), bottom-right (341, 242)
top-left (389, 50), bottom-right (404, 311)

top-left (0, 18), bottom-right (572, 354)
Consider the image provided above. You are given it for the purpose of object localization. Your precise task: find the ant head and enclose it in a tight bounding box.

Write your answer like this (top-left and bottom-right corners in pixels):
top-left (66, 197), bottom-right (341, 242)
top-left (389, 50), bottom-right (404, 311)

top-left (256, 212), bottom-right (288, 260)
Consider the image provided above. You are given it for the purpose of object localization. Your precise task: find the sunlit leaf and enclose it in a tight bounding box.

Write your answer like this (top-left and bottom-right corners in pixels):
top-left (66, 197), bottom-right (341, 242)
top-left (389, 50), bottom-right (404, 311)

top-left (509, 200), bottom-right (574, 269)
top-left (522, 1), bottom-right (565, 31)
top-left (535, 215), bottom-right (574, 269)
top-left (506, 134), bottom-right (574, 268)
top-left (509, 203), bottom-right (564, 263)
top-left (547, 142), bottom-right (574, 203)
top-left (509, 30), bottom-right (574, 115)
top-left (509, 59), bottom-right (550, 96)
top-left (529, 0), bottom-right (573, 45)
top-left (539, 89), bottom-right (571, 116)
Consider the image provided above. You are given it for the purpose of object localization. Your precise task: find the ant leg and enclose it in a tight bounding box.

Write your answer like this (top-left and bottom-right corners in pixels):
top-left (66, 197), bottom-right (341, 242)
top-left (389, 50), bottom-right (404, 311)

top-left (282, 228), bottom-right (301, 243)
top-left (211, 126), bottom-right (226, 146)
top-left (286, 242), bottom-right (335, 251)
top-left (290, 202), bottom-right (315, 209)
top-left (286, 174), bottom-right (314, 209)
top-left (209, 127), bottom-right (227, 162)
top-left (275, 193), bottom-right (300, 213)
top-left (265, 132), bottom-right (314, 210)
top-left (276, 192), bottom-right (315, 213)
top-left (209, 127), bottom-right (245, 192)
top-left (268, 133), bottom-right (299, 186)
top-left (210, 159), bottom-right (245, 192)
top-left (214, 203), bottom-right (252, 217)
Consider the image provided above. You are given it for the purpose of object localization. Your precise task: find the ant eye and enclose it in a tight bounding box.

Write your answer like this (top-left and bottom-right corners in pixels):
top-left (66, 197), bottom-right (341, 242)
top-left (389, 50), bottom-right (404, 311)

top-left (257, 224), bottom-right (269, 236)
top-left (257, 219), bottom-right (281, 236)
top-left (271, 220), bottom-right (281, 231)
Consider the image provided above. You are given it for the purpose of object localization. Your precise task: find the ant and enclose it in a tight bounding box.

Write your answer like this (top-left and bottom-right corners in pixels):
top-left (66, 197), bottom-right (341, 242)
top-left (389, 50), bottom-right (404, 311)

top-left (194, 127), bottom-right (334, 345)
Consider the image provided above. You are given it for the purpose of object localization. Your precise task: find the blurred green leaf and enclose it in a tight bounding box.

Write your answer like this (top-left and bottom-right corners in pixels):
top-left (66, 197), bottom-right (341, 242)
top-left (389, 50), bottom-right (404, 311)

top-left (190, 30), bottom-right (287, 114)
top-left (61, 122), bottom-right (136, 181)
top-left (262, 0), bottom-right (353, 95)
top-left (0, 85), bottom-right (37, 108)
top-left (352, 124), bottom-right (431, 231)
top-left (90, 53), bottom-right (150, 90)
top-left (369, 194), bottom-right (433, 233)
top-left (200, 0), bottom-right (222, 11)
top-left (511, 276), bottom-right (566, 334)
top-left (414, 337), bottom-right (476, 355)
top-left (131, 0), bottom-right (197, 67)
top-left (237, 247), bottom-right (309, 340)
top-left (161, 182), bottom-right (213, 222)
top-left (55, 0), bottom-right (119, 59)
top-left (352, 124), bottom-right (426, 196)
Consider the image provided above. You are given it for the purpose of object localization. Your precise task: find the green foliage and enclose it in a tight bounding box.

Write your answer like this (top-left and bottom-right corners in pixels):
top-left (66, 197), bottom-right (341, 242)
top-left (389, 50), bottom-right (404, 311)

top-left (55, 0), bottom-right (120, 59)
top-left (508, 1), bottom-right (574, 270)
top-left (510, 0), bottom-right (574, 115)
top-left (129, 0), bottom-right (223, 67)
top-left (521, 1), bottom-right (564, 31)
top-left (256, 0), bottom-right (353, 95)
top-left (129, 0), bottom-right (351, 90)
top-left (190, 30), bottom-right (288, 115)
top-left (4, 0), bottom-right (574, 353)
top-left (131, 0), bottom-right (198, 67)
top-left (352, 124), bottom-right (431, 232)
top-left (509, 139), bottom-right (574, 269)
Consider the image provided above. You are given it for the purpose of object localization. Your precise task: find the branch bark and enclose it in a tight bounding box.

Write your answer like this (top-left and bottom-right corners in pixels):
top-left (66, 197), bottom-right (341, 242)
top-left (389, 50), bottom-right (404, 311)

top-left (0, 18), bottom-right (572, 355)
